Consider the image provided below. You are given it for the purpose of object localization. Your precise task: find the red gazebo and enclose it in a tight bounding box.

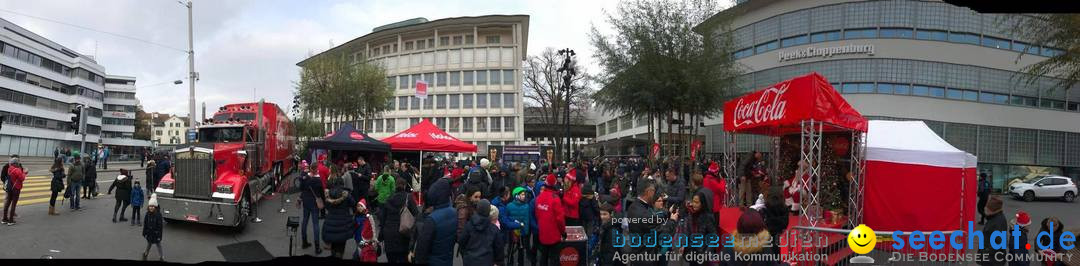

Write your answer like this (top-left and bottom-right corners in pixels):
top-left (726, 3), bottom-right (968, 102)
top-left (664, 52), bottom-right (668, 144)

top-left (382, 119), bottom-right (477, 153)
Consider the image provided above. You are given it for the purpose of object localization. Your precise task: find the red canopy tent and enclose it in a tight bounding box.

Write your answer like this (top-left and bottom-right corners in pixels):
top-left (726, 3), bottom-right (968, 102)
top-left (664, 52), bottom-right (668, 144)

top-left (723, 72), bottom-right (868, 136)
top-left (382, 119), bottom-right (477, 153)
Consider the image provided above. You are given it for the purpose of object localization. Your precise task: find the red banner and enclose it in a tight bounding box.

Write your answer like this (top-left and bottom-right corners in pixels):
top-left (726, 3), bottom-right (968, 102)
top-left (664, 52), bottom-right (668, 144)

top-left (415, 80), bottom-right (428, 99)
top-left (690, 139), bottom-right (703, 161)
top-left (650, 143), bottom-right (660, 159)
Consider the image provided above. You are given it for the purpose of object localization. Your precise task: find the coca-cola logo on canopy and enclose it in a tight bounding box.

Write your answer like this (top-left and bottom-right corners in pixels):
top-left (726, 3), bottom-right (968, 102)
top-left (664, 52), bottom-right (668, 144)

top-left (732, 83), bottom-right (789, 128)
top-left (396, 132), bottom-right (418, 138)
top-left (559, 247), bottom-right (579, 266)
top-left (349, 132), bottom-right (365, 140)
top-left (429, 133), bottom-right (454, 141)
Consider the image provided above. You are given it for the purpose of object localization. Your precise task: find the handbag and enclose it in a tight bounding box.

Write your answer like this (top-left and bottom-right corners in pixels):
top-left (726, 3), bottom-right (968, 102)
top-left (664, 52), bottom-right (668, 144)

top-left (308, 187), bottom-right (325, 210)
top-left (399, 197), bottom-right (415, 234)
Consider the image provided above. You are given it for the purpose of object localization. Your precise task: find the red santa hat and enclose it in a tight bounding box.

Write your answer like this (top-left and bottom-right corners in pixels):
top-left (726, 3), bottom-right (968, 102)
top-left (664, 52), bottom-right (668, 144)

top-left (545, 173), bottom-right (558, 187)
top-left (318, 153), bottom-right (327, 162)
top-left (1015, 210), bottom-right (1031, 227)
top-left (708, 162), bottom-right (720, 174)
top-left (566, 168), bottom-right (577, 182)
top-left (357, 198), bottom-right (368, 212)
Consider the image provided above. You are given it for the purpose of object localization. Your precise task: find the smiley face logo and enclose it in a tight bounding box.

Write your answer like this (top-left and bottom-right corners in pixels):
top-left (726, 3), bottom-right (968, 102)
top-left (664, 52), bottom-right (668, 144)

top-left (847, 224), bottom-right (876, 254)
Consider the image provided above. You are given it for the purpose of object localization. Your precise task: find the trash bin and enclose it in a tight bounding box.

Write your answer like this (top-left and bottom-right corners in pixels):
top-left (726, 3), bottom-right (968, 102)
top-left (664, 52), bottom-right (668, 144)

top-left (560, 226), bottom-right (589, 266)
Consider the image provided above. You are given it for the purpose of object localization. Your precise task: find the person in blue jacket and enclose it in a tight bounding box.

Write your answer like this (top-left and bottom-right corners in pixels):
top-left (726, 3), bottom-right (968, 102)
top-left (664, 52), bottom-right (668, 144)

top-left (505, 186), bottom-right (533, 266)
top-left (130, 181), bottom-right (145, 226)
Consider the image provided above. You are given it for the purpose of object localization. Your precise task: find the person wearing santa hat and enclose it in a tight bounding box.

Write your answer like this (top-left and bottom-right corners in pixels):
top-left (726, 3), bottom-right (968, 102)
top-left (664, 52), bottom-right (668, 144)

top-left (1008, 210), bottom-right (1031, 266)
top-left (563, 168), bottom-right (582, 226)
top-left (703, 162), bottom-right (726, 211)
top-left (353, 198), bottom-right (379, 262)
top-left (534, 173), bottom-right (566, 266)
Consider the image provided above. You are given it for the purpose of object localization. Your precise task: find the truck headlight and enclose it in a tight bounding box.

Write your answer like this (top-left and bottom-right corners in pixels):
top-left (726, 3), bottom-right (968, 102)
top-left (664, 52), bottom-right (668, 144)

top-left (158, 181), bottom-right (174, 190)
top-left (216, 185), bottom-right (233, 194)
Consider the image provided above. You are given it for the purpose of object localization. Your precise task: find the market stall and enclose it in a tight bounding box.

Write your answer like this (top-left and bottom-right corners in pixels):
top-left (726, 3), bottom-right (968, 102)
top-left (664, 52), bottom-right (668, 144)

top-left (307, 123), bottom-right (391, 171)
top-left (863, 120), bottom-right (977, 232)
top-left (382, 119), bottom-right (477, 197)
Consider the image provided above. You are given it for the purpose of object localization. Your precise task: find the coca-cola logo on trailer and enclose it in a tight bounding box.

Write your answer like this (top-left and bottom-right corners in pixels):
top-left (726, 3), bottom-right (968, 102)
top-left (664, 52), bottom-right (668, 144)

top-left (559, 247), bottom-right (579, 266)
top-left (732, 83), bottom-right (789, 128)
top-left (349, 132), bottom-right (365, 140)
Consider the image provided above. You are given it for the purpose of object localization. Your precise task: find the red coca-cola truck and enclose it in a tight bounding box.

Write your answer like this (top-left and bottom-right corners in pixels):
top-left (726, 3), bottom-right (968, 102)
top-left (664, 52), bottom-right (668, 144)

top-left (155, 101), bottom-right (296, 229)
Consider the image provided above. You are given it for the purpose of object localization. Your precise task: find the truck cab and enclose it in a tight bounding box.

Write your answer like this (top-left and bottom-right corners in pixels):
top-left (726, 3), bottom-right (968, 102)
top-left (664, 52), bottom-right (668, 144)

top-left (155, 102), bottom-right (294, 229)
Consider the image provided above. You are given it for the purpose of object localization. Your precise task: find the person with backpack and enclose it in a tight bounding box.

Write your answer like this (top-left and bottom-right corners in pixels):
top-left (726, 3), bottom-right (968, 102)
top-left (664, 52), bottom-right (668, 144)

top-left (3, 157), bottom-right (26, 225)
top-left (458, 199), bottom-right (503, 266)
top-left (67, 157), bottom-right (85, 211)
top-left (107, 169), bottom-right (133, 223)
top-left (467, 159), bottom-right (493, 198)
top-left (379, 177), bottom-right (418, 263)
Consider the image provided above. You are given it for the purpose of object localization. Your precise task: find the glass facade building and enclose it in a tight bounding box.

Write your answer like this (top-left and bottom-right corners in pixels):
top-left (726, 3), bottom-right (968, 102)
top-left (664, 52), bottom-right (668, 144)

top-left (699, 0), bottom-right (1080, 192)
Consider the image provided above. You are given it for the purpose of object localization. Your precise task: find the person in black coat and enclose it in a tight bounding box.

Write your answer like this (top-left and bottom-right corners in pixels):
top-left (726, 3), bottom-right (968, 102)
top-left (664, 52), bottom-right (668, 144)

top-left (686, 188), bottom-right (718, 266)
top-left (142, 194), bottom-right (164, 261)
top-left (977, 196), bottom-right (1007, 266)
top-left (379, 177), bottom-right (419, 263)
top-left (721, 210), bottom-right (781, 266)
top-left (48, 158), bottom-right (65, 216)
top-left (322, 173), bottom-right (355, 259)
top-left (108, 169), bottom-right (134, 223)
top-left (152, 156), bottom-right (171, 197)
top-left (299, 164), bottom-right (325, 255)
top-left (412, 177), bottom-right (457, 265)
top-left (83, 159), bottom-right (98, 199)
top-left (458, 199), bottom-right (503, 266)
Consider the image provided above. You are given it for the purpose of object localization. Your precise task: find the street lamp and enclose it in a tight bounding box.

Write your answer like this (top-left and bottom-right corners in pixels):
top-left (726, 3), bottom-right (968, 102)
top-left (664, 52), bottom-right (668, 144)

top-left (556, 48), bottom-right (576, 162)
top-left (178, 1), bottom-right (197, 133)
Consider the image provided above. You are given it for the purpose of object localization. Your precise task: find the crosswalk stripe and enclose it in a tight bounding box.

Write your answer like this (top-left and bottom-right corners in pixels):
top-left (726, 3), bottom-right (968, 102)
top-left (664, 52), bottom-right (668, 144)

top-left (0, 191), bottom-right (56, 198)
top-left (14, 197), bottom-right (51, 205)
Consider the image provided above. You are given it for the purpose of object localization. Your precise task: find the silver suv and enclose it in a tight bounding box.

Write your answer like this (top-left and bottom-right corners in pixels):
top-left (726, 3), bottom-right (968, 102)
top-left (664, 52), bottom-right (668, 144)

top-left (1009, 175), bottom-right (1077, 202)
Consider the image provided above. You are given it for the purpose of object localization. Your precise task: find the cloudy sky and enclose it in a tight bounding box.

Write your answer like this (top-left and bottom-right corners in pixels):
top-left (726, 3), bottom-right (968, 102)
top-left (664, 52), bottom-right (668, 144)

top-left (0, 0), bottom-right (729, 118)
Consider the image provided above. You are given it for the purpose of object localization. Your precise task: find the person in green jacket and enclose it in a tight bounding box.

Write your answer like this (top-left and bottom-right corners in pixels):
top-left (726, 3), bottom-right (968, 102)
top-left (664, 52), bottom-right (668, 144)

top-left (66, 157), bottom-right (85, 210)
top-left (374, 167), bottom-right (396, 206)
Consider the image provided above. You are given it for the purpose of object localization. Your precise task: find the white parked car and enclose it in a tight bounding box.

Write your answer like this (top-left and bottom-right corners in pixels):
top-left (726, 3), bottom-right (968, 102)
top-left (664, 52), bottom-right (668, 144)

top-left (1009, 175), bottom-right (1077, 202)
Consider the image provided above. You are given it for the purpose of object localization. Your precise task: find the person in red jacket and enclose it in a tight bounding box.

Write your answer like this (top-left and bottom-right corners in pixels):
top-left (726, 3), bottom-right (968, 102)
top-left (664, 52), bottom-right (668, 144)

top-left (535, 173), bottom-right (565, 266)
top-left (3, 157), bottom-right (27, 225)
top-left (563, 168), bottom-right (582, 226)
top-left (703, 162), bottom-right (726, 212)
top-left (316, 154), bottom-right (330, 189)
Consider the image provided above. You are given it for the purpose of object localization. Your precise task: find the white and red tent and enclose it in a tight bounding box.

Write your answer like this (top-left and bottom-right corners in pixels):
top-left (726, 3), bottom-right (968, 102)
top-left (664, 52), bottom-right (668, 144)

top-left (863, 120), bottom-right (977, 232)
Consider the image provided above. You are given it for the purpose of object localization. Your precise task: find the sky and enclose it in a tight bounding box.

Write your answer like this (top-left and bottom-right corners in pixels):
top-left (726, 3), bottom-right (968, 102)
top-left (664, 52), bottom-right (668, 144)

top-left (0, 0), bottom-right (730, 119)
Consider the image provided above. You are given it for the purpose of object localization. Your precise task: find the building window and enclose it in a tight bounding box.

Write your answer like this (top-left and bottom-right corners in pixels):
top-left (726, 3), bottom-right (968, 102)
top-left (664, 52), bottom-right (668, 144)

top-left (490, 93), bottom-right (501, 108)
top-left (503, 93), bottom-right (515, 109)
top-left (465, 35), bottom-right (474, 45)
top-left (449, 71), bottom-right (461, 86)
top-left (435, 117), bottom-right (446, 129)
top-left (915, 30), bottom-right (947, 41)
top-left (504, 116), bottom-right (514, 132)
top-left (878, 28), bottom-right (914, 39)
top-left (486, 35), bottom-right (501, 44)
top-left (453, 36), bottom-right (463, 45)
top-left (405, 41), bottom-right (414, 51)
top-left (410, 96), bottom-right (420, 110)
top-left (440, 36), bottom-right (450, 46)
top-left (962, 90), bottom-right (978, 101)
top-left (463, 93), bottom-right (473, 108)
top-left (843, 28), bottom-right (877, 39)
top-left (450, 94), bottom-right (460, 109)
top-left (947, 32), bottom-right (980, 45)
top-left (490, 70), bottom-right (501, 85)
top-left (912, 85), bottom-right (929, 96)
top-left (858, 83), bottom-right (874, 93)
top-left (503, 70), bottom-right (514, 85)
top-left (733, 48), bottom-right (754, 59)
top-left (754, 41), bottom-right (778, 54)
top-left (424, 96), bottom-right (433, 110)
top-left (841, 83), bottom-right (858, 94)
top-left (981, 36), bottom-right (1011, 50)
top-left (463, 117), bottom-right (473, 132)
top-left (386, 119), bottom-right (395, 132)
top-left (928, 86), bottom-right (946, 98)
top-left (437, 94), bottom-right (447, 109)
top-left (491, 117), bottom-right (501, 132)
top-left (476, 70), bottom-right (488, 85)
top-left (449, 117), bottom-right (460, 132)
top-left (417, 39), bottom-right (426, 50)
top-left (946, 88), bottom-right (963, 99)
top-left (809, 31), bottom-right (840, 43)
top-left (477, 117), bottom-right (487, 132)
top-left (476, 93), bottom-right (487, 108)
top-left (399, 76), bottom-right (408, 89)
top-left (463, 71), bottom-right (474, 86)
top-left (780, 35), bottom-right (808, 48)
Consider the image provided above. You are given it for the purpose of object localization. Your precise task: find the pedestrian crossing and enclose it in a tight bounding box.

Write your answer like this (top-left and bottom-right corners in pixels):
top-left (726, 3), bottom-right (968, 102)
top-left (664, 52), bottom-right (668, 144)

top-left (0, 176), bottom-right (61, 206)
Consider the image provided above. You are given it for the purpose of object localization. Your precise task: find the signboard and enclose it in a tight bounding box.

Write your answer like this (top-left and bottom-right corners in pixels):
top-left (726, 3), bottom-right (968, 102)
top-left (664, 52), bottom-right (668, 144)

top-left (186, 129), bottom-right (197, 142)
top-left (415, 80), bottom-right (428, 99)
top-left (690, 139), bottom-right (703, 161)
top-left (778, 44), bottom-right (874, 62)
top-left (650, 143), bottom-right (660, 159)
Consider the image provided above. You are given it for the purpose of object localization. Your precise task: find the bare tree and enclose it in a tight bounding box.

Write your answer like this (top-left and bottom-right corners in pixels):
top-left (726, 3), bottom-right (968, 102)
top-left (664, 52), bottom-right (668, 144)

top-left (523, 47), bottom-right (594, 157)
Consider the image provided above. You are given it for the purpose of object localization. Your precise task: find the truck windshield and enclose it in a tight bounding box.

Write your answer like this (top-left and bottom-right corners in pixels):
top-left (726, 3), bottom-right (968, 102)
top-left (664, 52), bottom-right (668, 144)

top-left (199, 127), bottom-right (244, 143)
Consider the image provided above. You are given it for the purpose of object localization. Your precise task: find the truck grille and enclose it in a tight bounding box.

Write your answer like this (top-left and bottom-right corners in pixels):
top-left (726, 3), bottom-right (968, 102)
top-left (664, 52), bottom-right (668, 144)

top-left (173, 149), bottom-right (214, 199)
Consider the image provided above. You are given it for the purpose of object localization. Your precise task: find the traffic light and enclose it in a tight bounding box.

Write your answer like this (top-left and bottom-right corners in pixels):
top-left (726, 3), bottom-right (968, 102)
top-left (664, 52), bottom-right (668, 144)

top-left (70, 106), bottom-right (82, 134)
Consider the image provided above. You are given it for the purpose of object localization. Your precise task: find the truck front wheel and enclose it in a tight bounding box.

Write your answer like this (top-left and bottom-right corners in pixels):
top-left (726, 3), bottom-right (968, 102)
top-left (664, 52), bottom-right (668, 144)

top-left (234, 191), bottom-right (250, 231)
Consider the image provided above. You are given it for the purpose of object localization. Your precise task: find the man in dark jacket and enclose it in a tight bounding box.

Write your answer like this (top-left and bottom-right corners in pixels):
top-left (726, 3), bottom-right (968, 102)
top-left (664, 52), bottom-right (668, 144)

top-left (152, 155), bottom-right (171, 198)
top-left (458, 199), bottom-right (503, 266)
top-left (978, 196), bottom-right (1007, 266)
top-left (659, 167), bottom-right (686, 207)
top-left (626, 179), bottom-right (679, 266)
top-left (413, 178), bottom-right (457, 265)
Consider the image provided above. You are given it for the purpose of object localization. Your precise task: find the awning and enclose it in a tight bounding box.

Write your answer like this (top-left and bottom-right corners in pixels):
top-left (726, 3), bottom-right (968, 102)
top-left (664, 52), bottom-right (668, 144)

top-left (722, 72), bottom-right (867, 136)
top-left (382, 119), bottom-right (477, 153)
